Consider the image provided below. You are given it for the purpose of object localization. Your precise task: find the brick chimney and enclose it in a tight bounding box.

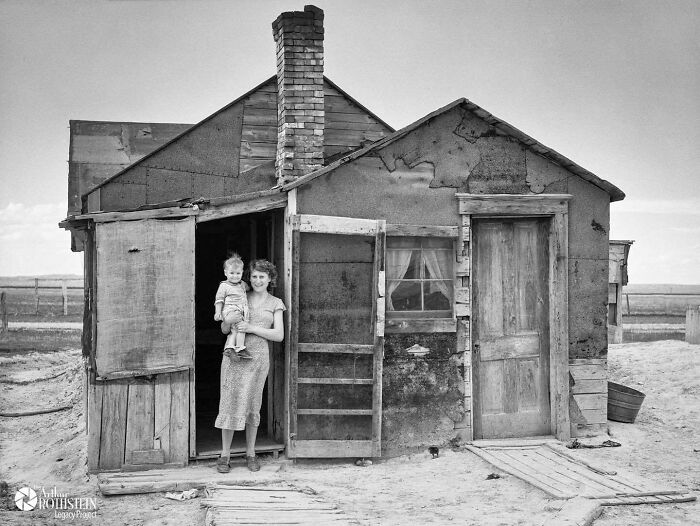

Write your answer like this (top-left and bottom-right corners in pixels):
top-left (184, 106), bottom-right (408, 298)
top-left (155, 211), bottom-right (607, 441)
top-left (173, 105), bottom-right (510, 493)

top-left (272, 5), bottom-right (324, 185)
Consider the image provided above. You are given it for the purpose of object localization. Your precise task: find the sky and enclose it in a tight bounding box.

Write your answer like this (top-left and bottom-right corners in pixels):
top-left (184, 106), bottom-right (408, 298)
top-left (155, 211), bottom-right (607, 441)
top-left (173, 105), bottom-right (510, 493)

top-left (1, 0), bottom-right (698, 283)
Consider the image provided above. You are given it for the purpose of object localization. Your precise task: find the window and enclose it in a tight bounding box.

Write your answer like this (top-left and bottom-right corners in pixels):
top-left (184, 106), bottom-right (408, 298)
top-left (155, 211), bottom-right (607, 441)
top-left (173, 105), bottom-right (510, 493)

top-left (386, 237), bottom-right (453, 318)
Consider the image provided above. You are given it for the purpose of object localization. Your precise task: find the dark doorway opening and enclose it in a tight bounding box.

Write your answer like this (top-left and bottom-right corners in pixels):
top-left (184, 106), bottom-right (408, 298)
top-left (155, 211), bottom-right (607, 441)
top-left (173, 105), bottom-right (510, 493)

top-left (193, 208), bottom-right (285, 458)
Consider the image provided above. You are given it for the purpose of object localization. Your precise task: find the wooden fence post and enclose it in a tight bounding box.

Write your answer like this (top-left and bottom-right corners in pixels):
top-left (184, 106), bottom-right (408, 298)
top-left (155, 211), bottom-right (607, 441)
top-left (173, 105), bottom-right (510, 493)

top-left (34, 278), bottom-right (40, 315)
top-left (686, 306), bottom-right (700, 344)
top-left (1, 292), bottom-right (7, 334)
top-left (62, 280), bottom-right (68, 316)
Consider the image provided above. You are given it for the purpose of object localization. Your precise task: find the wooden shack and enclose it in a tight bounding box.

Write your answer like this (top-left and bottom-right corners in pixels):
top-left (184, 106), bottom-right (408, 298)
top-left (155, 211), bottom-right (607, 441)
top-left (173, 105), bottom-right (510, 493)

top-left (608, 240), bottom-right (633, 344)
top-left (60, 5), bottom-right (625, 471)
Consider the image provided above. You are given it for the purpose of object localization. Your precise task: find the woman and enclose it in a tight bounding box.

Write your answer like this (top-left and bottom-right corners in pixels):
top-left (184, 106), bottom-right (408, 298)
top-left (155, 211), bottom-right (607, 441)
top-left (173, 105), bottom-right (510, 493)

top-left (214, 259), bottom-right (285, 472)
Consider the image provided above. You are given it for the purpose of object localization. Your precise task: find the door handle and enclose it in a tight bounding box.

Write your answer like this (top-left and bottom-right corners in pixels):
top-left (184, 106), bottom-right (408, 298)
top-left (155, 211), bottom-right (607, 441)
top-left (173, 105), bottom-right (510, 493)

top-left (473, 343), bottom-right (480, 353)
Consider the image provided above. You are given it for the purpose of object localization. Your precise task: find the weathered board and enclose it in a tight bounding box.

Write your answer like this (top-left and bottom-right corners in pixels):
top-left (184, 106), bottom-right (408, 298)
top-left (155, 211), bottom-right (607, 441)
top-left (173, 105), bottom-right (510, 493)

top-left (89, 369), bottom-right (190, 471)
top-left (95, 218), bottom-right (195, 378)
top-left (569, 358), bottom-right (607, 435)
top-left (69, 121), bottom-right (190, 215)
top-left (290, 215), bottom-right (385, 457)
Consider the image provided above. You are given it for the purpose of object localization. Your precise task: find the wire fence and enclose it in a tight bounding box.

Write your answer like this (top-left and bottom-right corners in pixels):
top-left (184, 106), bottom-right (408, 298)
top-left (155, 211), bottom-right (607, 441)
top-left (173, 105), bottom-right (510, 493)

top-left (0, 278), bottom-right (84, 331)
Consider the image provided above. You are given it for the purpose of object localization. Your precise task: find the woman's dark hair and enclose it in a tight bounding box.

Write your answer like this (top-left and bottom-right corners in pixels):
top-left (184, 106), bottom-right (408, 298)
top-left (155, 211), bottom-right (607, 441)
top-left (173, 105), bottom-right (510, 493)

top-left (249, 259), bottom-right (278, 288)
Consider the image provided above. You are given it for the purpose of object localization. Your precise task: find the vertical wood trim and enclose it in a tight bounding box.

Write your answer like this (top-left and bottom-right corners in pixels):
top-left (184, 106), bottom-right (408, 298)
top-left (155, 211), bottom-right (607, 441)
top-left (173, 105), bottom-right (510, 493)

top-left (372, 221), bottom-right (386, 457)
top-left (98, 379), bottom-right (128, 470)
top-left (124, 379), bottom-right (155, 465)
top-left (550, 211), bottom-right (570, 440)
top-left (169, 369), bottom-right (189, 464)
top-left (189, 367), bottom-right (196, 458)
top-left (189, 216), bottom-right (196, 458)
top-left (90, 225), bottom-right (98, 369)
top-left (154, 373), bottom-right (172, 461)
top-left (615, 281), bottom-right (623, 332)
top-left (463, 214), bottom-right (474, 440)
top-left (266, 216), bottom-right (275, 439)
top-left (288, 223), bottom-right (300, 458)
top-left (284, 189), bottom-right (296, 455)
top-left (87, 369), bottom-right (103, 473)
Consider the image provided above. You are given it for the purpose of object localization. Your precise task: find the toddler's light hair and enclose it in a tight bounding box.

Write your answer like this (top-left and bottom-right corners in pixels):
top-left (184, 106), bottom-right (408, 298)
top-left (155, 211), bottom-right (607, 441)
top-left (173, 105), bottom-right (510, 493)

top-left (223, 253), bottom-right (245, 271)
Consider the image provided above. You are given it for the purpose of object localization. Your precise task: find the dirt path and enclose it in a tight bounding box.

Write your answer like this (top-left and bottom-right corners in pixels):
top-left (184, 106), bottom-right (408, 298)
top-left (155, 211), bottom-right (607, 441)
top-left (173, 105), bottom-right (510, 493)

top-left (1, 341), bottom-right (697, 525)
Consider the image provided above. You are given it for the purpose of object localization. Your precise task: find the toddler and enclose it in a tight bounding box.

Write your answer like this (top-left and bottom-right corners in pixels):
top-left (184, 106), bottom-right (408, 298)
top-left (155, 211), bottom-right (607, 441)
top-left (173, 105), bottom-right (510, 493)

top-left (214, 254), bottom-right (252, 359)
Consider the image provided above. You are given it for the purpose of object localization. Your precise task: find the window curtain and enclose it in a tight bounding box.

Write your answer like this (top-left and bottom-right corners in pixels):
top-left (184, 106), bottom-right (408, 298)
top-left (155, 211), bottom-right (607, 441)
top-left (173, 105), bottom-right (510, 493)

top-left (422, 249), bottom-right (451, 302)
top-left (386, 250), bottom-right (413, 311)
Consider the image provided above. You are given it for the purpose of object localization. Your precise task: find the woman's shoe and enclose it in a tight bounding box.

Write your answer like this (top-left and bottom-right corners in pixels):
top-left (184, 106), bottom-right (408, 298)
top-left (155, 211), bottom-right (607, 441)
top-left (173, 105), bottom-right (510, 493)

top-left (216, 455), bottom-right (230, 473)
top-left (246, 455), bottom-right (260, 472)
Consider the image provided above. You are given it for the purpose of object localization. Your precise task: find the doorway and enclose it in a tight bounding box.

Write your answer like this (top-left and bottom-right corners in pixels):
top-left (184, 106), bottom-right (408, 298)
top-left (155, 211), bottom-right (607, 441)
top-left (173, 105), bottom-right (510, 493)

top-left (193, 208), bottom-right (285, 457)
top-left (472, 217), bottom-right (551, 439)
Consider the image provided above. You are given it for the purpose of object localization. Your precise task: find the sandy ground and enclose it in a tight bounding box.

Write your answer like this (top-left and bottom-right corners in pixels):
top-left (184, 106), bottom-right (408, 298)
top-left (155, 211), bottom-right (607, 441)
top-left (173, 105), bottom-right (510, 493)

top-left (0, 338), bottom-right (697, 525)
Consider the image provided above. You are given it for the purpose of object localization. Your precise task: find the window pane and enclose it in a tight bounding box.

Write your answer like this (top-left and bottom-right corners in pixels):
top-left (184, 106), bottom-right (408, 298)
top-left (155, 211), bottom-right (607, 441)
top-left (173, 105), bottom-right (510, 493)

top-left (387, 249), bottom-right (415, 280)
top-left (388, 281), bottom-right (421, 311)
top-left (424, 280), bottom-right (452, 310)
top-left (423, 248), bottom-right (452, 279)
top-left (387, 250), bottom-right (421, 280)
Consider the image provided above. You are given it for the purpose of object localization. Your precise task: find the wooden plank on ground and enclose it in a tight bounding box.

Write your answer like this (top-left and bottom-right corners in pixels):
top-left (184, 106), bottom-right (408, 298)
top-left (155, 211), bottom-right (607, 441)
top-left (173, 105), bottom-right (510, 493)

top-left (544, 444), bottom-right (617, 475)
top-left (470, 438), bottom-right (556, 448)
top-left (495, 447), bottom-right (607, 496)
top-left (465, 445), bottom-right (575, 499)
top-left (537, 448), bottom-right (638, 494)
top-left (531, 447), bottom-right (638, 495)
top-left (203, 485), bottom-right (359, 525)
top-left (510, 448), bottom-right (618, 496)
top-left (500, 448), bottom-right (601, 493)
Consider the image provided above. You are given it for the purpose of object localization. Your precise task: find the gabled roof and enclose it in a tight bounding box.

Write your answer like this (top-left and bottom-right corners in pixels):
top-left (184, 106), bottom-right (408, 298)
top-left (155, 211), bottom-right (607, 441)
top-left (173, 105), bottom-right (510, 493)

top-left (286, 98), bottom-right (625, 202)
top-left (82, 76), bottom-right (394, 200)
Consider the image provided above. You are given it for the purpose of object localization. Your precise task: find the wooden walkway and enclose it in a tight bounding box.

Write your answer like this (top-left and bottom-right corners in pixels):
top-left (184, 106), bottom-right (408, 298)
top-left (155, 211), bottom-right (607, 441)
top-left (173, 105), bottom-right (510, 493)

top-left (202, 485), bottom-right (360, 525)
top-left (466, 442), bottom-right (696, 506)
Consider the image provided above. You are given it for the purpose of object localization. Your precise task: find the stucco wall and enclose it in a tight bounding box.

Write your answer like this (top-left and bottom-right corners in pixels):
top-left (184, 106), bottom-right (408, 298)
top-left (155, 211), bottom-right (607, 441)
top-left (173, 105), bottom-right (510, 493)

top-left (297, 103), bottom-right (613, 447)
top-left (382, 334), bottom-right (463, 454)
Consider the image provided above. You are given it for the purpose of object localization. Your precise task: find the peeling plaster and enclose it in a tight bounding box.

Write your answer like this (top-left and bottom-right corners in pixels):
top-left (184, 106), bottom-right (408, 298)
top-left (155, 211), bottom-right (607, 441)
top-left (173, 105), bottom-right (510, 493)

top-left (376, 108), bottom-right (481, 189)
top-left (525, 150), bottom-right (570, 194)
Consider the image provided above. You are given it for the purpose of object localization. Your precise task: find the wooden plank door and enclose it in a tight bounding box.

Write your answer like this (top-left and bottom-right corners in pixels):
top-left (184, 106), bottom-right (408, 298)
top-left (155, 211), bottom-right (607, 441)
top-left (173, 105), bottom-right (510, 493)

top-left (95, 217), bottom-right (195, 378)
top-left (472, 218), bottom-right (551, 439)
top-left (289, 214), bottom-right (385, 458)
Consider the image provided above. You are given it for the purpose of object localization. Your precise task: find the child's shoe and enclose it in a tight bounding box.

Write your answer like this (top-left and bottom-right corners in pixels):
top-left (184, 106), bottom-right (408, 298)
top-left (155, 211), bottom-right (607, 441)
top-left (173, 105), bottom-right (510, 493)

top-left (236, 347), bottom-right (253, 360)
top-left (223, 348), bottom-right (239, 360)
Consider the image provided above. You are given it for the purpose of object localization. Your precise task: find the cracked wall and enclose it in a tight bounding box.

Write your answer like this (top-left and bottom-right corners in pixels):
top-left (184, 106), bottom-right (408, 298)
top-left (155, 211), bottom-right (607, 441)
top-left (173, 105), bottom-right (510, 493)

top-left (382, 334), bottom-right (463, 455)
top-left (297, 101), bottom-right (612, 448)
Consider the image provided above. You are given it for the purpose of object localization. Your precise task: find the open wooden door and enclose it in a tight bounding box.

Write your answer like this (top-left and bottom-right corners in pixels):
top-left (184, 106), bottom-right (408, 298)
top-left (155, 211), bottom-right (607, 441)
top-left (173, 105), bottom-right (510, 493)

top-left (289, 214), bottom-right (385, 458)
top-left (95, 217), bottom-right (195, 378)
top-left (472, 218), bottom-right (551, 439)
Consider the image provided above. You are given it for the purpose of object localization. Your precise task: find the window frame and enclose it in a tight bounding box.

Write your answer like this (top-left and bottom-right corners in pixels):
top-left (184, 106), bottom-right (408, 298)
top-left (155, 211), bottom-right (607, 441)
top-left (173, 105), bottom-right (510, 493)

top-left (385, 236), bottom-right (456, 321)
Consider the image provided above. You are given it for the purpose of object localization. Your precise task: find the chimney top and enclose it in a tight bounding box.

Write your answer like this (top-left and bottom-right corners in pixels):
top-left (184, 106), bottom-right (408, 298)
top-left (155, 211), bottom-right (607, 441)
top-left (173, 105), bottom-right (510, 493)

top-left (273, 5), bottom-right (325, 185)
